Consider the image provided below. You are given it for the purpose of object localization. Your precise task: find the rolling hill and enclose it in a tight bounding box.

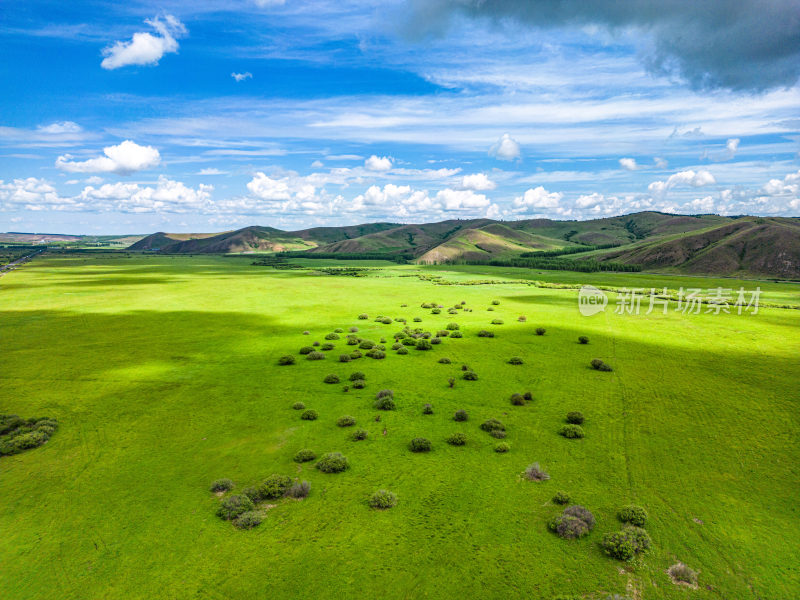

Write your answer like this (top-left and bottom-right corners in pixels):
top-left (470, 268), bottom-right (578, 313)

top-left (127, 212), bottom-right (800, 278)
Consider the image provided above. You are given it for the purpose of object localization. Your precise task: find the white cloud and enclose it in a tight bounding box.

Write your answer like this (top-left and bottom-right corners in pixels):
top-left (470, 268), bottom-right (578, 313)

top-left (311, 160), bottom-right (324, 168)
top-left (654, 157), bottom-right (669, 169)
top-left (688, 196), bottom-right (715, 212)
top-left (459, 173), bottom-right (496, 191)
top-left (435, 188), bottom-right (489, 210)
top-left (101, 15), bottom-right (186, 70)
top-left (56, 140), bottom-right (161, 174)
top-left (364, 155), bottom-right (393, 171)
top-left (231, 72), bottom-right (252, 82)
top-left (512, 186), bottom-right (563, 211)
top-left (619, 157), bottom-right (638, 171)
top-left (648, 169), bottom-right (716, 197)
top-left (37, 121), bottom-right (82, 134)
top-left (198, 168), bottom-right (227, 175)
top-left (247, 172), bottom-right (293, 202)
top-left (79, 176), bottom-right (212, 213)
top-left (489, 133), bottom-right (521, 161)
top-left (575, 192), bottom-right (605, 208)
top-left (726, 138), bottom-right (740, 157)
top-left (0, 177), bottom-right (77, 211)
top-left (253, 0), bottom-right (286, 6)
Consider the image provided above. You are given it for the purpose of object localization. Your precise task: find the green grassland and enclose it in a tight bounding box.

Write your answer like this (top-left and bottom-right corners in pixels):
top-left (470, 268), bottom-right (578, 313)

top-left (1, 254), bottom-right (799, 599)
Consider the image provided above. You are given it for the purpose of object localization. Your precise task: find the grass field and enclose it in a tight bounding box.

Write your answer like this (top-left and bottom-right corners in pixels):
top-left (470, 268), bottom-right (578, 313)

top-left (1, 254), bottom-right (799, 599)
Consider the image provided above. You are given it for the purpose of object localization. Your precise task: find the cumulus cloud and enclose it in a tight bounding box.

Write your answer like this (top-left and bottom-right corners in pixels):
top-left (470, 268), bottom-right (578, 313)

top-left (198, 168), bottom-right (227, 175)
top-left (512, 186), bottom-right (562, 212)
top-left (231, 72), bottom-right (252, 82)
top-left (37, 121), bottom-right (82, 134)
top-left (410, 0), bottom-right (800, 91)
top-left (654, 157), bottom-right (668, 169)
top-left (459, 173), bottom-right (496, 191)
top-left (0, 177), bottom-right (77, 211)
top-left (101, 15), bottom-right (186, 70)
top-left (648, 169), bottom-right (716, 197)
top-left (79, 176), bottom-right (212, 213)
top-left (489, 133), bottom-right (521, 161)
top-left (56, 140), bottom-right (161, 175)
top-left (703, 138), bottom-right (741, 162)
top-left (619, 158), bottom-right (638, 171)
top-left (364, 155), bottom-right (393, 171)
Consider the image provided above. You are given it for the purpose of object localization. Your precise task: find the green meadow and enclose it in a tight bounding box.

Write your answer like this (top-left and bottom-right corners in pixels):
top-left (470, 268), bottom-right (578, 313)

top-left (1, 254), bottom-right (799, 600)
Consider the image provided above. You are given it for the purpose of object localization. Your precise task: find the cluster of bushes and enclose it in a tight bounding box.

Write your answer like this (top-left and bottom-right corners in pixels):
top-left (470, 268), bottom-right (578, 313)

top-left (374, 389), bottom-right (396, 410)
top-left (510, 392), bottom-right (532, 405)
top-left (600, 504), bottom-right (651, 561)
top-left (463, 370), bottom-right (478, 380)
top-left (477, 330), bottom-right (494, 338)
top-left (549, 505), bottom-right (596, 539)
top-left (212, 474), bottom-right (311, 529)
top-left (591, 358), bottom-right (612, 371)
top-left (0, 415), bottom-right (59, 456)
top-left (559, 411), bottom-right (586, 438)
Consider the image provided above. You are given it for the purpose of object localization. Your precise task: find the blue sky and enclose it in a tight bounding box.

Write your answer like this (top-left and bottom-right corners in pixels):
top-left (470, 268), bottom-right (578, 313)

top-left (1, 0), bottom-right (799, 234)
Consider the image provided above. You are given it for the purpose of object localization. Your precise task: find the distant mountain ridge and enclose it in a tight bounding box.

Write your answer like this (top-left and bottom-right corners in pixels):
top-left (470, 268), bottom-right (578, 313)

top-left (128, 212), bottom-right (800, 278)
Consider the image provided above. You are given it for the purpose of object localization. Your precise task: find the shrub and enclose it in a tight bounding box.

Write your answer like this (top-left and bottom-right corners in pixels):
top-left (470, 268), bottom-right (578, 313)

top-left (463, 371), bottom-right (478, 381)
top-left (549, 514), bottom-right (590, 539)
top-left (397, 347), bottom-right (409, 355)
top-left (437, 330), bottom-right (449, 337)
top-left (446, 432), bottom-right (467, 446)
top-left (233, 511), bottom-right (263, 529)
top-left (617, 505), bottom-right (648, 528)
top-left (566, 411), bottom-right (585, 425)
top-left (303, 330), bottom-right (310, 335)
top-left (553, 491), bottom-right (571, 505)
top-left (391, 342), bottom-right (403, 350)
top-left (413, 317), bottom-right (422, 322)
top-left (351, 379), bottom-right (366, 389)
top-left (415, 339), bottom-right (432, 350)
top-left (601, 526), bottom-right (651, 560)
top-left (313, 341), bottom-right (320, 346)
top-left (437, 357), bottom-right (451, 364)
top-left (316, 452), bottom-right (349, 473)
top-left (346, 337), bottom-right (360, 345)
top-left (278, 355), bottom-right (296, 366)
top-left (349, 350), bottom-right (363, 359)
top-left (449, 330), bottom-right (463, 338)
top-left (402, 337), bottom-right (417, 346)
top-left (524, 462), bottom-right (550, 481)
top-left (487, 307), bottom-right (494, 311)
top-left (339, 354), bottom-right (351, 363)
top-left (578, 336), bottom-right (589, 344)
top-left (477, 330), bottom-right (494, 338)
top-left (242, 486), bottom-right (262, 503)
top-left (591, 358), bottom-right (612, 371)
top-left (378, 317), bottom-right (390, 324)
top-left (307, 351), bottom-right (325, 360)
top-left (292, 402), bottom-right (306, 410)
top-left (422, 403), bottom-right (434, 414)
top-left (367, 350), bottom-right (386, 359)
top-left (299, 346), bottom-right (314, 354)
top-left (668, 563), bottom-right (698, 586)
top-left (453, 409), bottom-right (468, 421)
top-left (351, 428), bottom-right (368, 440)
top-left (446, 322), bottom-right (460, 331)
top-left (535, 327), bottom-right (546, 335)
top-left (374, 397), bottom-right (396, 410)
top-left (448, 377), bottom-right (455, 388)
top-left (518, 315), bottom-right (527, 322)
top-left (325, 333), bottom-right (340, 340)
top-left (349, 326), bottom-right (359, 332)
top-left (376, 389), bottom-right (394, 399)
top-left (336, 415), bottom-right (356, 427)
top-left (343, 385), bottom-right (350, 392)
top-left (409, 437), bottom-right (432, 452)
top-left (286, 480), bottom-right (311, 499)
top-left (334, 328), bottom-right (344, 333)
top-left (359, 340), bottom-right (375, 350)
top-left (369, 489), bottom-right (397, 509)
top-left (349, 372), bottom-right (366, 381)
top-left (490, 430), bottom-right (507, 439)
top-left (480, 418), bottom-right (505, 433)
top-left (301, 409), bottom-right (319, 421)
top-left (358, 313), bottom-right (368, 320)
top-left (507, 357), bottom-right (523, 365)
top-left (320, 343), bottom-right (335, 351)
top-left (294, 449), bottom-right (317, 463)
top-left (323, 374), bottom-right (340, 384)
top-left (260, 474), bottom-right (292, 500)
top-left (431, 308), bottom-right (441, 314)
top-left (210, 479), bottom-right (234, 493)
top-left (492, 300), bottom-right (500, 305)
top-left (217, 494), bottom-right (254, 520)
top-left (494, 442), bottom-right (510, 453)
top-left (430, 337), bottom-right (442, 345)
top-left (491, 319), bottom-right (504, 325)
top-left (510, 393), bottom-right (525, 406)
top-left (563, 505), bottom-right (596, 530)
top-left (559, 424), bottom-right (585, 439)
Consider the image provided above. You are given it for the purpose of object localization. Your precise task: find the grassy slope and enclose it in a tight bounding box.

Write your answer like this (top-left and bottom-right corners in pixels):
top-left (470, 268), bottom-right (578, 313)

top-left (1, 255), bottom-right (798, 599)
top-left (417, 226), bottom-right (568, 263)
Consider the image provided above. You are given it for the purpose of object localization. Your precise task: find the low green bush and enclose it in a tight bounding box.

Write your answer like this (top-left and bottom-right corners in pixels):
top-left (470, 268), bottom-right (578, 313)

top-left (463, 371), bottom-right (478, 380)
top-left (437, 330), bottom-right (449, 337)
top-left (477, 330), bottom-right (494, 338)
top-left (216, 494), bottom-right (254, 520)
top-left (422, 403), bottom-right (433, 414)
top-left (549, 514), bottom-right (590, 539)
top-left (431, 308), bottom-right (441, 314)
top-left (591, 358), bottom-right (612, 371)
top-left (566, 411), bottom-right (585, 425)
top-left (346, 337), bottom-right (360, 346)
top-left (494, 442), bottom-right (510, 453)
top-left (401, 337), bottom-right (417, 346)
top-left (306, 351), bottom-right (325, 360)
top-left (446, 322), bottom-right (460, 330)
top-left (358, 313), bottom-right (369, 320)
top-left (349, 326), bottom-right (359, 332)
top-left (301, 409), bottom-right (318, 421)
top-left (559, 424), bottom-right (585, 439)
top-left (430, 337), bottom-right (442, 345)
top-left (416, 339), bottom-right (432, 350)
top-left (369, 489), bottom-right (397, 509)
top-left (397, 347), bottom-right (409, 355)
top-left (518, 315), bottom-right (527, 322)
top-left (491, 300), bottom-right (500, 305)
top-left (508, 356), bottom-right (523, 365)
top-left (260, 474), bottom-right (292, 500)
top-left (480, 418), bottom-right (505, 432)
top-left (294, 449), bottom-right (317, 463)
top-left (668, 563), bottom-right (698, 585)
top-left (446, 432), bottom-right (467, 446)
top-left (449, 330), bottom-right (463, 338)
top-left (359, 340), bottom-right (376, 349)
top-left (409, 437), bottom-right (432, 452)
top-left (453, 409), bottom-right (468, 421)
top-left (374, 397), bottom-right (396, 410)
top-left (292, 402), bottom-right (306, 410)
top-left (617, 505), bottom-right (648, 527)
top-left (438, 357), bottom-right (451, 364)
top-left (278, 355), bottom-right (296, 365)
top-left (349, 350), bottom-right (363, 359)
top-left (320, 343), bottom-right (335, 351)
top-left (563, 505), bottom-right (596, 529)
top-left (413, 317), bottom-right (422, 322)
top-left (391, 342), bottom-right (403, 350)
top-left (325, 333), bottom-right (340, 340)
top-left (299, 346), bottom-right (314, 354)
top-left (491, 319), bottom-right (504, 325)
top-left (553, 491), bottom-right (571, 505)
top-left (336, 415), bottom-right (356, 427)
top-left (349, 372), bottom-right (366, 381)
top-left (351, 428), bottom-right (368, 441)
top-left (524, 462), bottom-right (550, 481)
top-left (510, 393), bottom-right (525, 406)
top-left (489, 430), bottom-right (506, 439)
top-left (210, 479), bottom-right (234, 493)
top-left (316, 452), bottom-right (349, 473)
top-left (286, 480), bottom-right (311, 499)
top-left (351, 379), bottom-right (366, 389)
top-left (600, 526), bottom-right (651, 560)
top-left (323, 374), bottom-right (340, 384)
top-left (578, 336), bottom-right (589, 344)
top-left (366, 349), bottom-right (386, 359)
top-left (339, 354), bottom-right (351, 362)
top-left (233, 511), bottom-right (262, 529)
